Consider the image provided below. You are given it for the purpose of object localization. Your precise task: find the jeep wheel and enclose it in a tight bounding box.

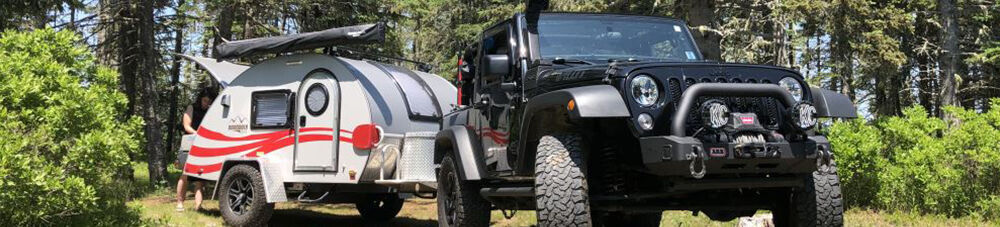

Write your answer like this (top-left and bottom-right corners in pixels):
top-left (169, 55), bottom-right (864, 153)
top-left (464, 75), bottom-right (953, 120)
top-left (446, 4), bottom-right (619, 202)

top-left (437, 155), bottom-right (490, 227)
top-left (773, 159), bottom-right (844, 227)
top-left (356, 193), bottom-right (404, 221)
top-left (219, 164), bottom-right (275, 227)
top-left (535, 134), bottom-right (591, 226)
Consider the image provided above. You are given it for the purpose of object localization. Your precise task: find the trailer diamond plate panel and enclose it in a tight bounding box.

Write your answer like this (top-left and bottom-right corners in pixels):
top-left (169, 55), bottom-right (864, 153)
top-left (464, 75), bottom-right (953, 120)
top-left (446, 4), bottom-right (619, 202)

top-left (399, 132), bottom-right (437, 181)
top-left (259, 159), bottom-right (287, 202)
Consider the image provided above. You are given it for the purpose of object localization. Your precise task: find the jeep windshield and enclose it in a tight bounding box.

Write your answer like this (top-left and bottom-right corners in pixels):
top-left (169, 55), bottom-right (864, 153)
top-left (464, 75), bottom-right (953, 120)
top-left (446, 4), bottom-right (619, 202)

top-left (537, 14), bottom-right (702, 62)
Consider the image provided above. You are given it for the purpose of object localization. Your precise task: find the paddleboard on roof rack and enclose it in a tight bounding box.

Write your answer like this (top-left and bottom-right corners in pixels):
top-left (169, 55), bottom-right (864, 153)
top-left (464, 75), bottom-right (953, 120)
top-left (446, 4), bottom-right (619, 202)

top-left (212, 23), bottom-right (385, 60)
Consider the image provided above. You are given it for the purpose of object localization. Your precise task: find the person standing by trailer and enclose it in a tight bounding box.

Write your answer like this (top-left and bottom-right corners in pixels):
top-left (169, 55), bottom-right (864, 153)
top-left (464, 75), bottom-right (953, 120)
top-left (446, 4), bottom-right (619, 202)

top-left (176, 88), bottom-right (216, 211)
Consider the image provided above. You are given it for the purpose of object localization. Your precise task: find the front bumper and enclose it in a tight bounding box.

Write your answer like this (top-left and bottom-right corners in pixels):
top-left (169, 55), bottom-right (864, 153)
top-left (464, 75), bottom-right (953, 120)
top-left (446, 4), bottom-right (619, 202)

top-left (638, 135), bottom-right (831, 176)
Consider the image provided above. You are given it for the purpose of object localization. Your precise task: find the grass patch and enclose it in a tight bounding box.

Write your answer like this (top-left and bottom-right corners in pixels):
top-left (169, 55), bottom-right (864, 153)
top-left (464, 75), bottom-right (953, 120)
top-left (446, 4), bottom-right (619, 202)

top-left (126, 163), bottom-right (1000, 226)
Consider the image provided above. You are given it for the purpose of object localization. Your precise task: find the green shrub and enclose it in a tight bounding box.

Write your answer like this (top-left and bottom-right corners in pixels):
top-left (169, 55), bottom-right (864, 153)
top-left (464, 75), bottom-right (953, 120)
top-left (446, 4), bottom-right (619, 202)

top-left (830, 99), bottom-right (1000, 219)
top-left (0, 29), bottom-right (144, 225)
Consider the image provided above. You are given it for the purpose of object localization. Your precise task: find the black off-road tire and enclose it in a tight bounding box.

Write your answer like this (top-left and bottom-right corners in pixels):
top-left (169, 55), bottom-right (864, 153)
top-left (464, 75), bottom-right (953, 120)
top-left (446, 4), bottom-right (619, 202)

top-left (356, 193), bottom-right (405, 221)
top-left (535, 134), bottom-right (591, 227)
top-left (437, 155), bottom-right (490, 227)
top-left (219, 164), bottom-right (275, 227)
top-left (774, 159), bottom-right (844, 227)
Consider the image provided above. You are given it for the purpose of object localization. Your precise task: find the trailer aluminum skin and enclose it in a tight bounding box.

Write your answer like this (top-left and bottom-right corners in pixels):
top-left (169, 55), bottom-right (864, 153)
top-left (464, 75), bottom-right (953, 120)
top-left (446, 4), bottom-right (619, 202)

top-left (177, 23), bottom-right (455, 226)
top-left (434, 11), bottom-right (858, 227)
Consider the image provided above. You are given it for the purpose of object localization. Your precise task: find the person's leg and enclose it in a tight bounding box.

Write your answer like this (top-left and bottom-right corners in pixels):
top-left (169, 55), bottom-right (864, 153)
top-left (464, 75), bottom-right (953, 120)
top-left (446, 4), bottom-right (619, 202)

top-left (176, 175), bottom-right (188, 210)
top-left (193, 181), bottom-right (204, 210)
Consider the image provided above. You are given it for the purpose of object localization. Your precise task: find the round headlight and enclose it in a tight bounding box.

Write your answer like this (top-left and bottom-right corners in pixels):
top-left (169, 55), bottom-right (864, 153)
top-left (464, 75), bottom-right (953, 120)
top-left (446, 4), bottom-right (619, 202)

top-left (779, 77), bottom-right (804, 101)
top-left (791, 102), bottom-right (818, 129)
top-left (637, 113), bottom-right (654, 131)
top-left (631, 75), bottom-right (659, 107)
top-left (701, 100), bottom-right (730, 129)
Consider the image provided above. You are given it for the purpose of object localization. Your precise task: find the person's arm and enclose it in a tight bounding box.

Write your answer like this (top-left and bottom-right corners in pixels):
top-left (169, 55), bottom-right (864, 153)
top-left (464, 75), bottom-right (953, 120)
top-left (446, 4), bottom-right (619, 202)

top-left (182, 105), bottom-right (197, 134)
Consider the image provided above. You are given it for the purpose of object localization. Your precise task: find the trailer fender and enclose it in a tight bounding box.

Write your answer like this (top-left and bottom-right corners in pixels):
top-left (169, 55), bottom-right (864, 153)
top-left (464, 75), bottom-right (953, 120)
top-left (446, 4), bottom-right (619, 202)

top-left (434, 126), bottom-right (486, 180)
top-left (810, 87), bottom-right (858, 118)
top-left (211, 159), bottom-right (288, 203)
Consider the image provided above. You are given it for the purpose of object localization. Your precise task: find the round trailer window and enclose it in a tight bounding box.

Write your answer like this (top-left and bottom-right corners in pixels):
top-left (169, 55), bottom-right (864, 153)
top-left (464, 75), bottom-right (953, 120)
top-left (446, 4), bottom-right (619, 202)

top-left (306, 84), bottom-right (328, 116)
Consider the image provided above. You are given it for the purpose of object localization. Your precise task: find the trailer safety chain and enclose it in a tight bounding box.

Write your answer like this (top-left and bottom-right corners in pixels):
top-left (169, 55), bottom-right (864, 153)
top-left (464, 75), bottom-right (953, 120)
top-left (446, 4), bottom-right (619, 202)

top-left (297, 191), bottom-right (330, 203)
top-left (688, 147), bottom-right (707, 179)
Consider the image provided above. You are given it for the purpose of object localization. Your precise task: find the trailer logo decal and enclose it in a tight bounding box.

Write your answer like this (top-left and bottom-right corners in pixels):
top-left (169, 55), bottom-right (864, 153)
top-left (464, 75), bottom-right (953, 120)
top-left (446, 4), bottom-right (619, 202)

top-left (228, 116), bottom-right (249, 134)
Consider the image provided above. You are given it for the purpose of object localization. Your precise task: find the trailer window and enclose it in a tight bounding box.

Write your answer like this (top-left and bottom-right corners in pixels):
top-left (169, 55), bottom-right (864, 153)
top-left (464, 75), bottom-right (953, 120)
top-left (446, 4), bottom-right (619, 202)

top-left (251, 90), bottom-right (292, 129)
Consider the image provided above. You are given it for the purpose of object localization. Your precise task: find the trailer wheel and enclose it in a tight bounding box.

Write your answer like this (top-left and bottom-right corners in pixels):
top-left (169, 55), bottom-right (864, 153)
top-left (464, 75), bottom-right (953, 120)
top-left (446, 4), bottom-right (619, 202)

top-left (356, 193), bottom-right (404, 221)
top-left (437, 155), bottom-right (490, 227)
top-left (535, 134), bottom-right (591, 226)
top-left (219, 164), bottom-right (274, 227)
top-left (773, 159), bottom-right (844, 227)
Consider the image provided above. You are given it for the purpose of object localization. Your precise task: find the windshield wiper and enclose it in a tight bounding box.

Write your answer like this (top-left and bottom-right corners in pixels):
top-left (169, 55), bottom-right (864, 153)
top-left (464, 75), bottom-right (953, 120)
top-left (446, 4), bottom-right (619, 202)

top-left (607, 57), bottom-right (642, 63)
top-left (551, 57), bottom-right (596, 65)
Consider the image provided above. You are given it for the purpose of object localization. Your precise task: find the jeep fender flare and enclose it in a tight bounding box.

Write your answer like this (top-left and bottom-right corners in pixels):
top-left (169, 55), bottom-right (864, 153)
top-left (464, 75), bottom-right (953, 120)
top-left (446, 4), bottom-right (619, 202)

top-left (513, 84), bottom-right (631, 174)
top-left (211, 159), bottom-right (287, 203)
top-left (810, 87), bottom-right (858, 118)
top-left (435, 125), bottom-right (487, 180)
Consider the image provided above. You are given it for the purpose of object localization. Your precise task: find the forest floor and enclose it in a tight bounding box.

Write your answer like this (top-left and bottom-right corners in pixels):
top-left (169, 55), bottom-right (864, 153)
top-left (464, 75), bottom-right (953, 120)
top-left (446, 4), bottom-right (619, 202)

top-left (129, 163), bottom-right (998, 226)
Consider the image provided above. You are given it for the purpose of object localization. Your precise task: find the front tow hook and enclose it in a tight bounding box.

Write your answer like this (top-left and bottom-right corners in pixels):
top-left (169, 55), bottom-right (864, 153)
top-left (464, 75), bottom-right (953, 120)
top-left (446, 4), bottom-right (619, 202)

top-left (687, 147), bottom-right (707, 179)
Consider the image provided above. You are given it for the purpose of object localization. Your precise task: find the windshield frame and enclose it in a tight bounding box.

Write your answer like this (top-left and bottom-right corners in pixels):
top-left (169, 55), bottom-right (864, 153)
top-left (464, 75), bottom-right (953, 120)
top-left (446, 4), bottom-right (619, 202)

top-left (527, 13), bottom-right (704, 63)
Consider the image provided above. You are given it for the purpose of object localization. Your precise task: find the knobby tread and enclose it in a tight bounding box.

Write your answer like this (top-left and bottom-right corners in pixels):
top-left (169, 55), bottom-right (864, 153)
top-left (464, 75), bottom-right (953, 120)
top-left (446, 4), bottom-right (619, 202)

top-left (791, 159), bottom-right (845, 227)
top-left (220, 165), bottom-right (275, 227)
top-left (437, 156), bottom-right (490, 227)
top-left (535, 134), bottom-right (592, 227)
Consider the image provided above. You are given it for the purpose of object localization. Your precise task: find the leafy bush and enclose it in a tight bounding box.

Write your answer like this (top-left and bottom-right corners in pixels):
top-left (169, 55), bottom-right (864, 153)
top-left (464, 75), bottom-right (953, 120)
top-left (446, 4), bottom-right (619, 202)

top-left (830, 100), bottom-right (1000, 219)
top-left (0, 29), bottom-right (144, 225)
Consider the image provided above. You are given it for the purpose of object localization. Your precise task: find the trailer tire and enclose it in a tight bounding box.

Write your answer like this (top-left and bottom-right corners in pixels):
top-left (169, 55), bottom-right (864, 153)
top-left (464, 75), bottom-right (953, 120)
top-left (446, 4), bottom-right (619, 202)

top-left (773, 159), bottom-right (844, 227)
top-left (356, 193), bottom-right (404, 221)
top-left (219, 164), bottom-right (274, 227)
top-left (535, 134), bottom-right (591, 227)
top-left (437, 155), bottom-right (490, 227)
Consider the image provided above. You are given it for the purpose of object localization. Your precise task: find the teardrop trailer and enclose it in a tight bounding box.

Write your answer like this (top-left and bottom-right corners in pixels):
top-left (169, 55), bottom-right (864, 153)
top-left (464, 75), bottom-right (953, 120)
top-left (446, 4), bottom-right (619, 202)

top-left (177, 23), bottom-right (455, 225)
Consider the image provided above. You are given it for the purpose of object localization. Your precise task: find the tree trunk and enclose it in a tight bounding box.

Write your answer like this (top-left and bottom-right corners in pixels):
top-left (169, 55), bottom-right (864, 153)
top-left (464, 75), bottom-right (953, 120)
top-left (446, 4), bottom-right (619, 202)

top-left (166, 0), bottom-right (186, 160)
top-left (213, 1), bottom-right (234, 47)
top-left (938, 0), bottom-right (960, 120)
top-left (673, 0), bottom-right (721, 61)
top-left (134, 0), bottom-right (166, 185)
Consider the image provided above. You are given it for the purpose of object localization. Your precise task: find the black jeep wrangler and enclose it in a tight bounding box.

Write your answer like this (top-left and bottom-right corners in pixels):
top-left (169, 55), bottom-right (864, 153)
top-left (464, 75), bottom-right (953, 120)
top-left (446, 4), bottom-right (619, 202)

top-left (434, 12), bottom-right (857, 227)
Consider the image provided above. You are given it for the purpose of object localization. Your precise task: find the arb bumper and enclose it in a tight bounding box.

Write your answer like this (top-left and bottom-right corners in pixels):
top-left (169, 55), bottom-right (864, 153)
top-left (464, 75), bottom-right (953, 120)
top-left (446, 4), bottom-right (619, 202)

top-left (638, 136), bottom-right (831, 177)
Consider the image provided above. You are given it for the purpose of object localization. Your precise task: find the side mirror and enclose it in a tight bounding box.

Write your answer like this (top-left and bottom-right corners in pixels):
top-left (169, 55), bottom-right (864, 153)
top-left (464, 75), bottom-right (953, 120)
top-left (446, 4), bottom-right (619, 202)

top-left (485, 54), bottom-right (510, 78)
top-left (221, 94), bottom-right (231, 107)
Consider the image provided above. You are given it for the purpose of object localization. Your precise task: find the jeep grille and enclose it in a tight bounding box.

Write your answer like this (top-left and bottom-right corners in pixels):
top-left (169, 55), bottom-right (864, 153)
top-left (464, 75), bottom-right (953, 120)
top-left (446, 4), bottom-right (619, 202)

top-left (671, 77), bottom-right (782, 135)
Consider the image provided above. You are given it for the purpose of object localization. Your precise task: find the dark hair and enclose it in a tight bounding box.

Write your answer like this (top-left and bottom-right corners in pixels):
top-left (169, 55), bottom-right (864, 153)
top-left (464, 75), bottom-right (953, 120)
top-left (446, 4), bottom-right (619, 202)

top-left (197, 88), bottom-right (217, 100)
top-left (194, 88), bottom-right (217, 110)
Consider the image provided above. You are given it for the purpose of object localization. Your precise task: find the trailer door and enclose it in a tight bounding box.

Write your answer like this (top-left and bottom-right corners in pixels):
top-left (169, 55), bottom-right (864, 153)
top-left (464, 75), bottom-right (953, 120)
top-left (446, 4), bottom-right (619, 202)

top-left (293, 71), bottom-right (339, 172)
